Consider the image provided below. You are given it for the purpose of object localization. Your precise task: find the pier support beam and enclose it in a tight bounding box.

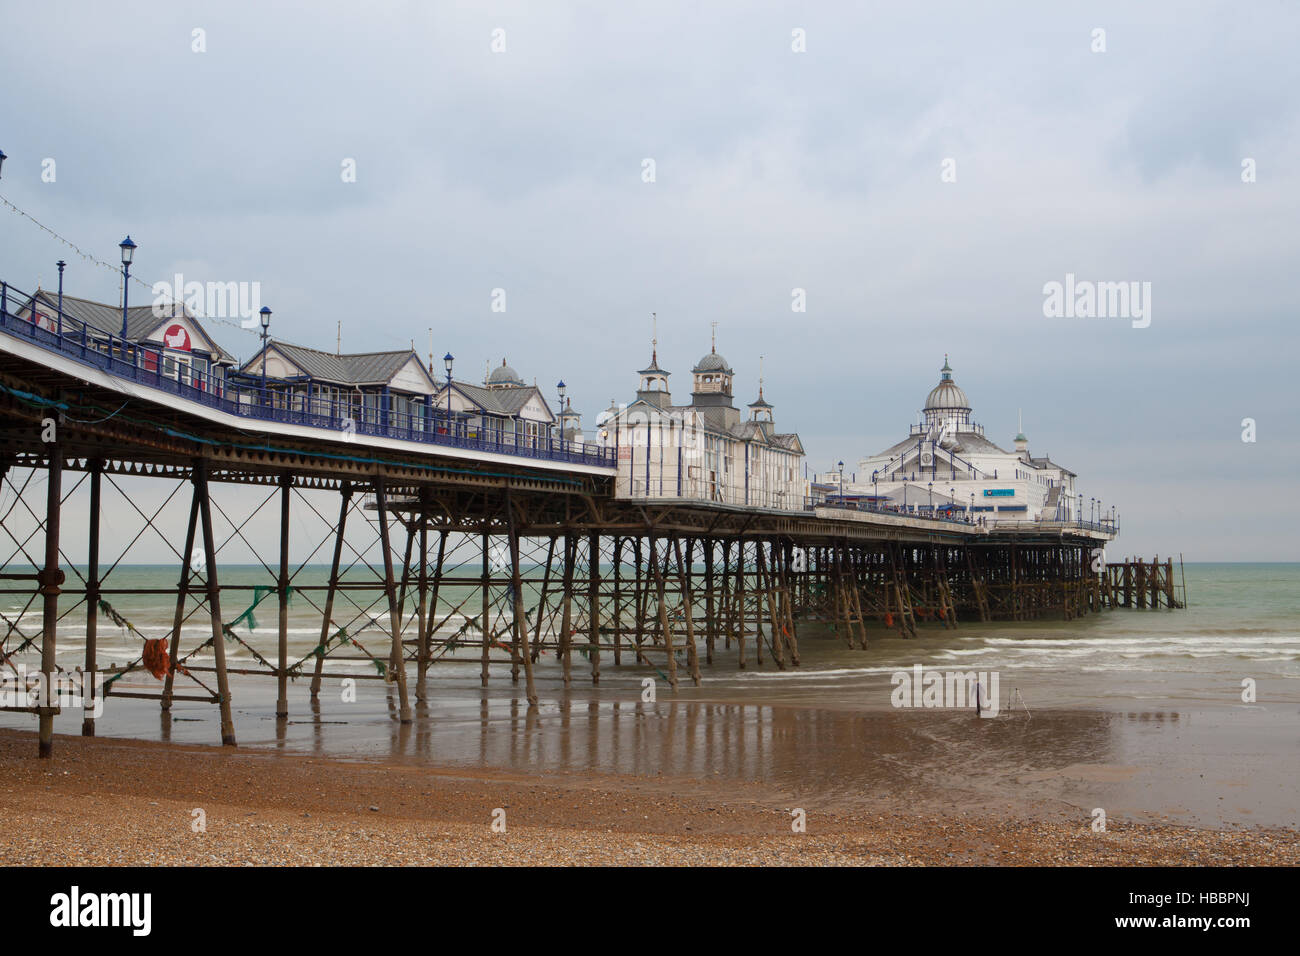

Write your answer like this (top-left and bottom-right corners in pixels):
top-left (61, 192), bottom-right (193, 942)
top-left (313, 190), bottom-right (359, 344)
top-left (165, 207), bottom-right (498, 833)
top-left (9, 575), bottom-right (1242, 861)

top-left (196, 460), bottom-right (237, 746)
top-left (37, 442), bottom-right (62, 758)
top-left (81, 460), bottom-right (102, 736)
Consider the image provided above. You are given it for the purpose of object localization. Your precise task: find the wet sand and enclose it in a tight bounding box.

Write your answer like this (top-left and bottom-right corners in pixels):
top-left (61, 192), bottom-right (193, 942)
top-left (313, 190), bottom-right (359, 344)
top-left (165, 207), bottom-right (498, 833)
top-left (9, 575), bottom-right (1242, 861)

top-left (2, 707), bottom-right (1295, 866)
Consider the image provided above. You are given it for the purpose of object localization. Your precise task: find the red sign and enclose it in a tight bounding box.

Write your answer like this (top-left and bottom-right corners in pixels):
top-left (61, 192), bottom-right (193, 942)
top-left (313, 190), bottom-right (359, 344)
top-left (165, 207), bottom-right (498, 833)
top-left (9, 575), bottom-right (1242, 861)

top-left (162, 324), bottom-right (192, 351)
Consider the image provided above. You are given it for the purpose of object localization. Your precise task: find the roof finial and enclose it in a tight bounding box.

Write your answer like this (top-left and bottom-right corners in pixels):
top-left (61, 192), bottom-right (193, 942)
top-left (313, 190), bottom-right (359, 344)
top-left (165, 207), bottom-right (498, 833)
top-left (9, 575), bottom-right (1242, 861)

top-left (758, 355), bottom-right (764, 399)
top-left (651, 311), bottom-right (657, 363)
top-left (711, 320), bottom-right (718, 354)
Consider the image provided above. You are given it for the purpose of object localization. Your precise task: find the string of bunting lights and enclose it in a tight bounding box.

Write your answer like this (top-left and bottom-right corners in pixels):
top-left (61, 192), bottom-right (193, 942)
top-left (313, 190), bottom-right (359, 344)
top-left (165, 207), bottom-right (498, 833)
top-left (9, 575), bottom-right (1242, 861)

top-left (1, 191), bottom-right (259, 338)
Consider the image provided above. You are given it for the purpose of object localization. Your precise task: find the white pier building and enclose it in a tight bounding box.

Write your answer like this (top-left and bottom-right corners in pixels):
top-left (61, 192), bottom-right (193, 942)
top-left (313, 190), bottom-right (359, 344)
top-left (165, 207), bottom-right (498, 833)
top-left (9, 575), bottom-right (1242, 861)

top-left (597, 339), bottom-right (807, 509)
top-left (824, 358), bottom-right (1087, 524)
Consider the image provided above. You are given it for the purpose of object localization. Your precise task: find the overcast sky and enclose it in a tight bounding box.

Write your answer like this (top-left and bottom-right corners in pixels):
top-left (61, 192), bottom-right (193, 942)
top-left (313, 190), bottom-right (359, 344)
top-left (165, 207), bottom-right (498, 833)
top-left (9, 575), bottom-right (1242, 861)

top-left (2, 1), bottom-right (1297, 560)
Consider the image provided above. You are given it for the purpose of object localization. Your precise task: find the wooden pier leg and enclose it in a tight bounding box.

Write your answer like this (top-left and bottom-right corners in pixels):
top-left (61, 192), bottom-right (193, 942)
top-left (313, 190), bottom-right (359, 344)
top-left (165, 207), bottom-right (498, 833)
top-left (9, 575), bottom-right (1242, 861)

top-left (375, 477), bottom-right (412, 724)
top-left (81, 460), bottom-right (102, 736)
top-left (782, 540), bottom-right (801, 664)
top-left (719, 539), bottom-right (733, 653)
top-left (752, 541), bottom-right (764, 666)
top-left (672, 537), bottom-right (701, 686)
top-left (588, 532), bottom-right (601, 684)
top-left (276, 475), bottom-right (291, 719)
top-left (310, 481), bottom-right (351, 699)
top-left (756, 542), bottom-right (785, 669)
top-left (418, 527), bottom-right (446, 692)
top-left (162, 487), bottom-right (199, 713)
top-left (559, 533), bottom-right (576, 687)
top-left (506, 496), bottom-right (538, 707)
top-left (633, 537), bottom-right (647, 664)
top-left (37, 442), bottom-right (63, 758)
top-left (531, 535), bottom-right (556, 663)
top-left (650, 536), bottom-right (678, 688)
top-left (414, 499), bottom-right (429, 697)
top-left (196, 461), bottom-right (236, 746)
top-left (704, 540), bottom-right (716, 665)
top-left (734, 539), bottom-right (746, 669)
top-left (612, 537), bottom-right (623, 666)
top-left (393, 513), bottom-right (416, 672)
top-left (481, 530), bottom-right (492, 685)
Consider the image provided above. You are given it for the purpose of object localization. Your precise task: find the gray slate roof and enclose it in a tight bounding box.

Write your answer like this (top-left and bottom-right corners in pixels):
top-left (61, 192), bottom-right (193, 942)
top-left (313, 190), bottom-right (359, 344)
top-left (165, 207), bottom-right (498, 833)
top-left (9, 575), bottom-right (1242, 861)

top-left (249, 341), bottom-right (432, 388)
top-left (448, 381), bottom-right (554, 421)
top-left (27, 290), bottom-right (236, 363)
top-left (1028, 455), bottom-right (1076, 477)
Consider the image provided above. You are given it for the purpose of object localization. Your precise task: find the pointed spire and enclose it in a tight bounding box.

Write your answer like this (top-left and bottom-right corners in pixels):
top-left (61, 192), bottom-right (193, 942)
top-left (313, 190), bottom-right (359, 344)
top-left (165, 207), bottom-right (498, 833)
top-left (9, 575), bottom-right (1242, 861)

top-left (651, 312), bottom-right (658, 364)
top-left (711, 320), bottom-right (718, 354)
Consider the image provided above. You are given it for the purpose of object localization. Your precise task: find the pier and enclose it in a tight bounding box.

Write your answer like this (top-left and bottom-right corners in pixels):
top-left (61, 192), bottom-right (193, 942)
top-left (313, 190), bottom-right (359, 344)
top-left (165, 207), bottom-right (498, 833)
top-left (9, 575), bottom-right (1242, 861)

top-left (0, 278), bottom-right (1165, 755)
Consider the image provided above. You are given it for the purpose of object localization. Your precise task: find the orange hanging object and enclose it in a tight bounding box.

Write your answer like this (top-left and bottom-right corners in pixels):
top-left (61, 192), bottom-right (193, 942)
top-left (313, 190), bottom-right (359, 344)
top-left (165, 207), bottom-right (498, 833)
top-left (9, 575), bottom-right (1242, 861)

top-left (142, 638), bottom-right (172, 680)
top-left (884, 612), bottom-right (895, 628)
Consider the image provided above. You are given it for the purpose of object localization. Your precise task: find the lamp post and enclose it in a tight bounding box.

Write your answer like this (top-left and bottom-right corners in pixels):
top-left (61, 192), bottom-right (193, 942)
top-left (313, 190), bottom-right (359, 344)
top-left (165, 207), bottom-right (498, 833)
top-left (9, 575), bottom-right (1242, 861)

top-left (557, 379), bottom-right (567, 446)
top-left (258, 306), bottom-right (271, 400)
top-left (872, 469), bottom-right (878, 509)
top-left (970, 491), bottom-right (975, 523)
top-left (928, 480), bottom-right (933, 512)
top-left (837, 460), bottom-right (844, 502)
top-left (55, 260), bottom-right (66, 337)
top-left (0, 148), bottom-right (7, 178)
top-left (118, 236), bottom-right (136, 340)
top-left (443, 352), bottom-right (454, 436)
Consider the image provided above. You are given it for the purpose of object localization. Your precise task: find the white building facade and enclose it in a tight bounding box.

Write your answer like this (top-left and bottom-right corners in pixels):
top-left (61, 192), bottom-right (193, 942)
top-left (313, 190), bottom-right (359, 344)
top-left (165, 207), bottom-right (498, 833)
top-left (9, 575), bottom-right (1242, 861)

top-left (597, 344), bottom-right (807, 509)
top-left (826, 358), bottom-right (1083, 524)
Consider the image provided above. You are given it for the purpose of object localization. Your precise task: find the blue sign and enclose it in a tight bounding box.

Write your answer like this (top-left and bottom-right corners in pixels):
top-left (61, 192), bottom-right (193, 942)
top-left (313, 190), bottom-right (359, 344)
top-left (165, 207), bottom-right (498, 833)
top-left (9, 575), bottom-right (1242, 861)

top-left (983, 488), bottom-right (1015, 498)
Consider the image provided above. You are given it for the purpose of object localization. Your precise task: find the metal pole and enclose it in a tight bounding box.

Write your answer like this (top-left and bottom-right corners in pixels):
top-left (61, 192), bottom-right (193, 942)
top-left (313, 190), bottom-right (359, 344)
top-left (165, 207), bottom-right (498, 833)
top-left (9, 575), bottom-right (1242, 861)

top-left (196, 460), bottom-right (237, 745)
top-left (81, 460), bottom-right (101, 736)
top-left (375, 477), bottom-right (412, 723)
top-left (276, 474), bottom-right (291, 718)
top-left (37, 440), bottom-right (64, 757)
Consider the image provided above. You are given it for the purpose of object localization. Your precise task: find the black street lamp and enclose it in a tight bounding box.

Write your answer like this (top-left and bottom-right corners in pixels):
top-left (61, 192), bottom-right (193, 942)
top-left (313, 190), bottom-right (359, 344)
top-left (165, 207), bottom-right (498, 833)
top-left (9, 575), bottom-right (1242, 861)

top-left (0, 149), bottom-right (7, 178)
top-left (259, 306), bottom-right (272, 398)
top-left (55, 260), bottom-right (66, 337)
top-left (837, 460), bottom-right (844, 501)
top-left (928, 480), bottom-right (933, 511)
top-left (118, 236), bottom-right (136, 339)
top-left (556, 380), bottom-right (567, 444)
top-left (443, 352), bottom-right (454, 434)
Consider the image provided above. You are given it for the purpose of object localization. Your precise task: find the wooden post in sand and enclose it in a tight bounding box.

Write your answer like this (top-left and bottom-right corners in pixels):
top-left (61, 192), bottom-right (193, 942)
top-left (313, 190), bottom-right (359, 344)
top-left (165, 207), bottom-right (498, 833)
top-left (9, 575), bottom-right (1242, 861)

top-left (310, 481), bottom-right (351, 699)
top-left (161, 488), bottom-right (199, 713)
top-left (36, 441), bottom-right (62, 758)
top-left (506, 494), bottom-right (538, 707)
top-left (588, 532), bottom-right (601, 684)
top-left (374, 477), bottom-right (412, 724)
top-left (195, 460), bottom-right (237, 746)
top-left (276, 474), bottom-right (291, 719)
top-left (81, 460), bottom-right (102, 736)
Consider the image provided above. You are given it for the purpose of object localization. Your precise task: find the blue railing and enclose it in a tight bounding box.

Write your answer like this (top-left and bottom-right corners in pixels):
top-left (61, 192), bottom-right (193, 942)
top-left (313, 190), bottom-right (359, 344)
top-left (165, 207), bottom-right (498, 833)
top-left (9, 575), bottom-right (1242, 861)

top-left (811, 496), bottom-right (977, 528)
top-left (0, 280), bottom-right (616, 470)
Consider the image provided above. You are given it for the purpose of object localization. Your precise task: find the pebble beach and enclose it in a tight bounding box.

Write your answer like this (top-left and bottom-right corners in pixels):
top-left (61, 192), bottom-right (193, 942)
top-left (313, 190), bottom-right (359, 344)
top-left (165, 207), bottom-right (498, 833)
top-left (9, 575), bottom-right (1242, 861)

top-left (1, 729), bottom-right (1293, 866)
